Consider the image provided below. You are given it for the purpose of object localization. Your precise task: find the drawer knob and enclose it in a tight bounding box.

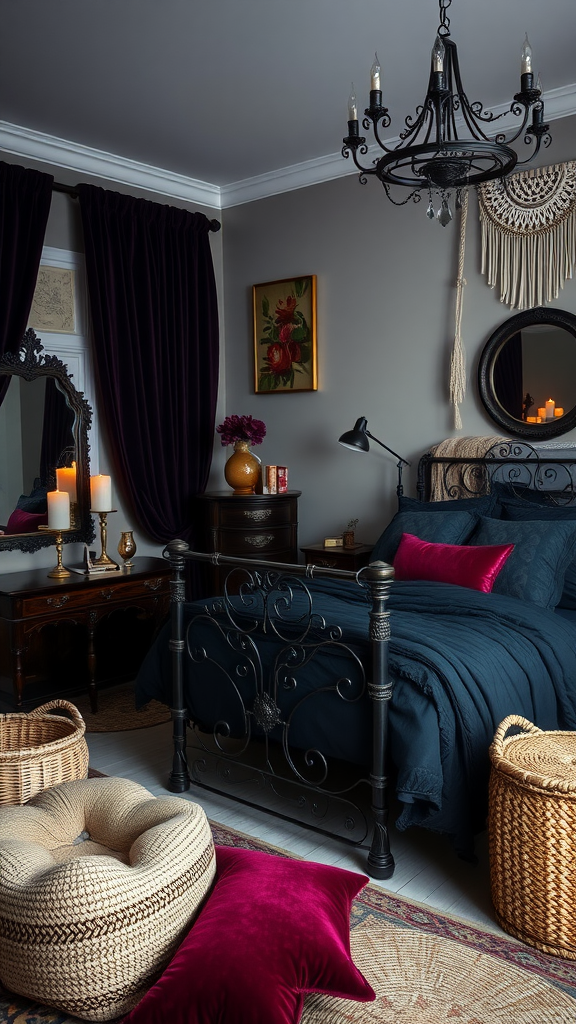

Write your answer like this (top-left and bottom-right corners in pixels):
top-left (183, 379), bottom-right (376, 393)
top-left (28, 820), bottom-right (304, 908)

top-left (144, 578), bottom-right (164, 592)
top-left (244, 509), bottom-right (272, 522)
top-left (246, 534), bottom-right (274, 548)
top-left (46, 595), bottom-right (70, 610)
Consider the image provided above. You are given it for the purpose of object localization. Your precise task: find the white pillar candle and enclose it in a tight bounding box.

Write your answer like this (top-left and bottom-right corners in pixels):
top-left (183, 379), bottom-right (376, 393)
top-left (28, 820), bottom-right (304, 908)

top-left (56, 463), bottom-right (77, 502)
top-left (47, 490), bottom-right (70, 530)
top-left (90, 474), bottom-right (112, 511)
top-left (545, 398), bottom-right (555, 419)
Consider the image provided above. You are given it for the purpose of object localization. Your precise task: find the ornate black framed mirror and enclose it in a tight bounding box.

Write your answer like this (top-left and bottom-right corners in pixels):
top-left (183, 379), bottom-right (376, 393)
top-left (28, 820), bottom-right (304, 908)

top-left (478, 307), bottom-right (576, 441)
top-left (0, 329), bottom-right (94, 552)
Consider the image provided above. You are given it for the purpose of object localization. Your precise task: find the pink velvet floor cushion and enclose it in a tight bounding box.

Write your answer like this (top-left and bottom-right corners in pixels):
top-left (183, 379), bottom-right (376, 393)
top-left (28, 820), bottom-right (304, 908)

top-left (121, 845), bottom-right (375, 1024)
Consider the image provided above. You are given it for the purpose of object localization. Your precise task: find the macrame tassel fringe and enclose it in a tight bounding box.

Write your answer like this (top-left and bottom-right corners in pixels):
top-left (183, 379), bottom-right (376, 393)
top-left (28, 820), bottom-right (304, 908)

top-left (450, 191), bottom-right (468, 431)
top-left (478, 162), bottom-right (576, 310)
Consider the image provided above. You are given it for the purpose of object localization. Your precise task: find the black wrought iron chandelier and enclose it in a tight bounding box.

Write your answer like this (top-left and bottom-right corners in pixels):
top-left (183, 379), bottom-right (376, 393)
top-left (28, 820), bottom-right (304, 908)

top-left (342, 0), bottom-right (551, 225)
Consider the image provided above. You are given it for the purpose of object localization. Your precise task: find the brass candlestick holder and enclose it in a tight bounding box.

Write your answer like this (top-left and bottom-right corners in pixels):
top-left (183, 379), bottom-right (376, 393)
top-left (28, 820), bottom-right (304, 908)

top-left (38, 525), bottom-right (73, 578)
top-left (91, 509), bottom-right (120, 570)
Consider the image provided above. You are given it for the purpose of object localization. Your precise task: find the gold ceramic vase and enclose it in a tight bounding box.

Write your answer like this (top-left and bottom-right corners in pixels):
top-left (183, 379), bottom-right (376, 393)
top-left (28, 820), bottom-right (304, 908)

top-left (118, 530), bottom-right (137, 567)
top-left (224, 440), bottom-right (260, 494)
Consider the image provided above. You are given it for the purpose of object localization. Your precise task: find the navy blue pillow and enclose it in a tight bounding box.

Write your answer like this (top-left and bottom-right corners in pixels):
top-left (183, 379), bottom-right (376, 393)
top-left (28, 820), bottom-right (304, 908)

top-left (371, 510), bottom-right (479, 565)
top-left (399, 493), bottom-right (498, 516)
top-left (469, 516), bottom-right (576, 608)
top-left (498, 498), bottom-right (576, 609)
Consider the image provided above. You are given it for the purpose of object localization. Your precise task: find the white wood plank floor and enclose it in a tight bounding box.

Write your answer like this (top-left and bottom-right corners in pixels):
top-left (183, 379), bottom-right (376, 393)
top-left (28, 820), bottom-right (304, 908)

top-left (87, 720), bottom-right (504, 937)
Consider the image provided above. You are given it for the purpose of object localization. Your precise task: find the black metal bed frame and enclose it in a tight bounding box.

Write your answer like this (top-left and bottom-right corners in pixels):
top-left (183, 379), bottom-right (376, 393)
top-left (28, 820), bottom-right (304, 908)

top-left (164, 539), bottom-right (395, 879)
top-left (163, 441), bottom-right (576, 880)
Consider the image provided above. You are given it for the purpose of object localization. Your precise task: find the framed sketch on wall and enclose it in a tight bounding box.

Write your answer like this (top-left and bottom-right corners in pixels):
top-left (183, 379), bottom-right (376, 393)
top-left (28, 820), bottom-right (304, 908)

top-left (29, 265), bottom-right (76, 334)
top-left (253, 275), bottom-right (317, 393)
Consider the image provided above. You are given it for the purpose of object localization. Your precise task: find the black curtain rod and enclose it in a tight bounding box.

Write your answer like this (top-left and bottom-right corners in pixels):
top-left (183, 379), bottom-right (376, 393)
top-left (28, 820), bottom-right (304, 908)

top-left (51, 179), bottom-right (221, 232)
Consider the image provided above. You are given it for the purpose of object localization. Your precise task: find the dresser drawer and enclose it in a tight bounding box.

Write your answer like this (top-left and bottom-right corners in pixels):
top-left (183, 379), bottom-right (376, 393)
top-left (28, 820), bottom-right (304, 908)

top-left (213, 526), bottom-right (293, 556)
top-left (212, 500), bottom-right (294, 529)
top-left (20, 574), bottom-right (170, 618)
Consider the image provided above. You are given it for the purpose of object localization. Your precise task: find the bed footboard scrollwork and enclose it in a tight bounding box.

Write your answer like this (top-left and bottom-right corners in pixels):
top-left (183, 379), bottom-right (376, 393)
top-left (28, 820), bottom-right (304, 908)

top-left (163, 540), bottom-right (395, 879)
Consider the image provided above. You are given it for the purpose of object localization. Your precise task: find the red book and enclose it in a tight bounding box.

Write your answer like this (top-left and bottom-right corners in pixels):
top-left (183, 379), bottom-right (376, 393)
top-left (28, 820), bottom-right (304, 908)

top-left (277, 466), bottom-right (288, 493)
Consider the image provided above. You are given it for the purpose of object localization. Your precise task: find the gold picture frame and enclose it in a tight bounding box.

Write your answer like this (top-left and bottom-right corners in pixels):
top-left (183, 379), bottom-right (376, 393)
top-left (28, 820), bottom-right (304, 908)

top-left (253, 275), bottom-right (317, 393)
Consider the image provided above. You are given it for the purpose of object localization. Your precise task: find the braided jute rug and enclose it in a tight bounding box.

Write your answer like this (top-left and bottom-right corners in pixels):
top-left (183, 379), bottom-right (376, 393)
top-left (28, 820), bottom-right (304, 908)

top-left (1, 816), bottom-right (575, 1022)
top-left (71, 684), bottom-right (170, 732)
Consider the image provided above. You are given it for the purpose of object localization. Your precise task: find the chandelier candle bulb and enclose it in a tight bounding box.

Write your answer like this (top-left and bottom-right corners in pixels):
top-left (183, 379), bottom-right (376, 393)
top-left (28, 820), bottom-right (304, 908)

top-left (47, 490), bottom-right (70, 530)
top-left (521, 33), bottom-right (533, 75)
top-left (348, 84), bottom-right (358, 122)
top-left (56, 463), bottom-right (77, 503)
top-left (90, 474), bottom-right (112, 512)
top-left (370, 53), bottom-right (381, 92)
top-left (432, 35), bottom-right (445, 73)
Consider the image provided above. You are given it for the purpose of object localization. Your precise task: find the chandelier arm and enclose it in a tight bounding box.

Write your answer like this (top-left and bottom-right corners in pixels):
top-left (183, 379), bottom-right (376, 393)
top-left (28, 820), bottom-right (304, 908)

top-left (398, 102), bottom-right (434, 146)
top-left (370, 117), bottom-right (398, 154)
top-left (346, 147), bottom-right (377, 176)
top-left (513, 132), bottom-right (550, 166)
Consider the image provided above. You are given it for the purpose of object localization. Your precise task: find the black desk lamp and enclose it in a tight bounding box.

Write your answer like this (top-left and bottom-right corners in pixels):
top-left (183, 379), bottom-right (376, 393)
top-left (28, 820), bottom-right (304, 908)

top-left (338, 417), bottom-right (410, 500)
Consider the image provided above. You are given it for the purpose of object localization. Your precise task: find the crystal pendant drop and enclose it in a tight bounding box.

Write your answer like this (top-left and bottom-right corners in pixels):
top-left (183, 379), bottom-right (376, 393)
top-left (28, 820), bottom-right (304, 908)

top-left (437, 199), bottom-right (453, 227)
top-left (426, 200), bottom-right (435, 220)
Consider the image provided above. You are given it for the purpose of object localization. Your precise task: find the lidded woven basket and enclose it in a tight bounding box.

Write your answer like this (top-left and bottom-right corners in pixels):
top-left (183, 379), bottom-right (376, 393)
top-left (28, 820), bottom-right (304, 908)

top-left (488, 715), bottom-right (576, 959)
top-left (0, 699), bottom-right (88, 805)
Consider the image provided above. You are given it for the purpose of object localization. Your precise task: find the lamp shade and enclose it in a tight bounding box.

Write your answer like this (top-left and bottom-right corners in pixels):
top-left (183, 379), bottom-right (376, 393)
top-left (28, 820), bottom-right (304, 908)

top-left (338, 417), bottom-right (370, 452)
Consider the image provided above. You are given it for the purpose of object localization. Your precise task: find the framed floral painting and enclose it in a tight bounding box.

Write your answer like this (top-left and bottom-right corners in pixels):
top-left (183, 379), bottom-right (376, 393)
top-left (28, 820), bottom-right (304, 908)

top-left (253, 275), bottom-right (317, 393)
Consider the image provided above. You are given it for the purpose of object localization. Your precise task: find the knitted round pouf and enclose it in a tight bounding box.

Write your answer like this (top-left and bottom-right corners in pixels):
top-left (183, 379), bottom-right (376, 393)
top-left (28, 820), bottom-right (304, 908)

top-left (0, 776), bottom-right (215, 1021)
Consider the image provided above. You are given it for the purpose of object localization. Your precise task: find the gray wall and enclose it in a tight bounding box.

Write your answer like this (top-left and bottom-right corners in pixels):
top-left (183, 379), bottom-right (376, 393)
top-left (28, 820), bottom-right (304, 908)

top-left (221, 115), bottom-right (576, 549)
top-left (2, 115), bottom-right (576, 572)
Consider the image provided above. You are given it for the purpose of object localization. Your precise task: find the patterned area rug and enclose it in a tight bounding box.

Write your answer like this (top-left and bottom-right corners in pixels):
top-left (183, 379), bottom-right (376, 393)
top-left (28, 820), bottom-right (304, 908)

top-left (72, 684), bottom-right (170, 732)
top-left (1, 819), bottom-right (575, 1022)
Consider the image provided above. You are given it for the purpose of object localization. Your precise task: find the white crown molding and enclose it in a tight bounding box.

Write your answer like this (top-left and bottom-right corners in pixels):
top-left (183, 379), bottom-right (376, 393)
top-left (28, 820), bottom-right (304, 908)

top-left (1, 81), bottom-right (575, 212)
top-left (0, 121), bottom-right (221, 209)
top-left (221, 83), bottom-right (576, 207)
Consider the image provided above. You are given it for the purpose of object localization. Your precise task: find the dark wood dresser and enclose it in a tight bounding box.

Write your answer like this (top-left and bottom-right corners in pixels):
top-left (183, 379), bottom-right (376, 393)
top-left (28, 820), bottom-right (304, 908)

top-left (0, 557), bottom-right (171, 711)
top-left (194, 490), bottom-right (301, 594)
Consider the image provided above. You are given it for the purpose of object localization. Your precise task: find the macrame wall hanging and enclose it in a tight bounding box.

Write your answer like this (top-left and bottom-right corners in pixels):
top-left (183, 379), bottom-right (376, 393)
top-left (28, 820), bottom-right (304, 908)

top-left (477, 161), bottom-right (576, 311)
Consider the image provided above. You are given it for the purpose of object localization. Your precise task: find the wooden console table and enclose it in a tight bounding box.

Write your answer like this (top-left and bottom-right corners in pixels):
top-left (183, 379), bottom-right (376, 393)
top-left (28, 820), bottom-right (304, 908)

top-left (0, 557), bottom-right (170, 712)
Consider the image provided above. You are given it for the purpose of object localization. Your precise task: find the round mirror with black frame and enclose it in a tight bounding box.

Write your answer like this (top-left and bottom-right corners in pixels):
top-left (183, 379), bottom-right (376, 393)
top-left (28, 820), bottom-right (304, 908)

top-left (478, 307), bottom-right (576, 441)
top-left (0, 328), bottom-right (95, 553)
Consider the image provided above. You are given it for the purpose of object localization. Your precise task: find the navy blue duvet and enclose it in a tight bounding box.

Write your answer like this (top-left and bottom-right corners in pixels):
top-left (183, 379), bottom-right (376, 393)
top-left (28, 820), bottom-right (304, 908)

top-left (136, 578), bottom-right (576, 850)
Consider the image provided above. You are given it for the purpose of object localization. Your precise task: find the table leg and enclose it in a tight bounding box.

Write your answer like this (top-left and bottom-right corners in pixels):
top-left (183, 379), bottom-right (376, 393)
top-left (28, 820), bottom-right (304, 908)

top-left (87, 610), bottom-right (98, 713)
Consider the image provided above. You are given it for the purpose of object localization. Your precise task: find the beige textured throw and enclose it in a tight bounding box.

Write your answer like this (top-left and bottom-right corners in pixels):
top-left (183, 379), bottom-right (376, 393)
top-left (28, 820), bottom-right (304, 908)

top-left (0, 777), bottom-right (216, 1021)
top-left (428, 435), bottom-right (508, 500)
top-left (478, 161), bottom-right (576, 310)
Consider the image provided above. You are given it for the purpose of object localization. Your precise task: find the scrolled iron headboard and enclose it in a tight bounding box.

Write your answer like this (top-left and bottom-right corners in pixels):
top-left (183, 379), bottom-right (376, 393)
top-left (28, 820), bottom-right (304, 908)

top-left (417, 440), bottom-right (576, 505)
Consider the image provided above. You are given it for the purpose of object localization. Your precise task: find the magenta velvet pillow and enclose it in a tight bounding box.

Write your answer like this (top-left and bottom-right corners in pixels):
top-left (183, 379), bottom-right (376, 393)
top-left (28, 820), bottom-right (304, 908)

top-left (393, 531), bottom-right (514, 593)
top-left (4, 508), bottom-right (48, 533)
top-left (121, 845), bottom-right (374, 1024)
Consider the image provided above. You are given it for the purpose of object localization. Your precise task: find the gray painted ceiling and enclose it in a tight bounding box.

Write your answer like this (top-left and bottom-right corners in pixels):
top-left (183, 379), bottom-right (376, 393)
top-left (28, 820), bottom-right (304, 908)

top-left (2, 0), bottom-right (576, 188)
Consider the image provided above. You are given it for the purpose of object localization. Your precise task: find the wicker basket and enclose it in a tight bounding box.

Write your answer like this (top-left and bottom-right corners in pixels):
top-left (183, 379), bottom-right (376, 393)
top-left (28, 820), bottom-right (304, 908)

top-left (488, 714), bottom-right (576, 959)
top-left (0, 699), bottom-right (88, 806)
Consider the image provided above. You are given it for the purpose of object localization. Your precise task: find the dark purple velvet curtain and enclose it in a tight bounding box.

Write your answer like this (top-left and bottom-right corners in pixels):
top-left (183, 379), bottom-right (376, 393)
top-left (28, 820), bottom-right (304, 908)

top-left (77, 185), bottom-right (219, 543)
top-left (0, 161), bottom-right (53, 403)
